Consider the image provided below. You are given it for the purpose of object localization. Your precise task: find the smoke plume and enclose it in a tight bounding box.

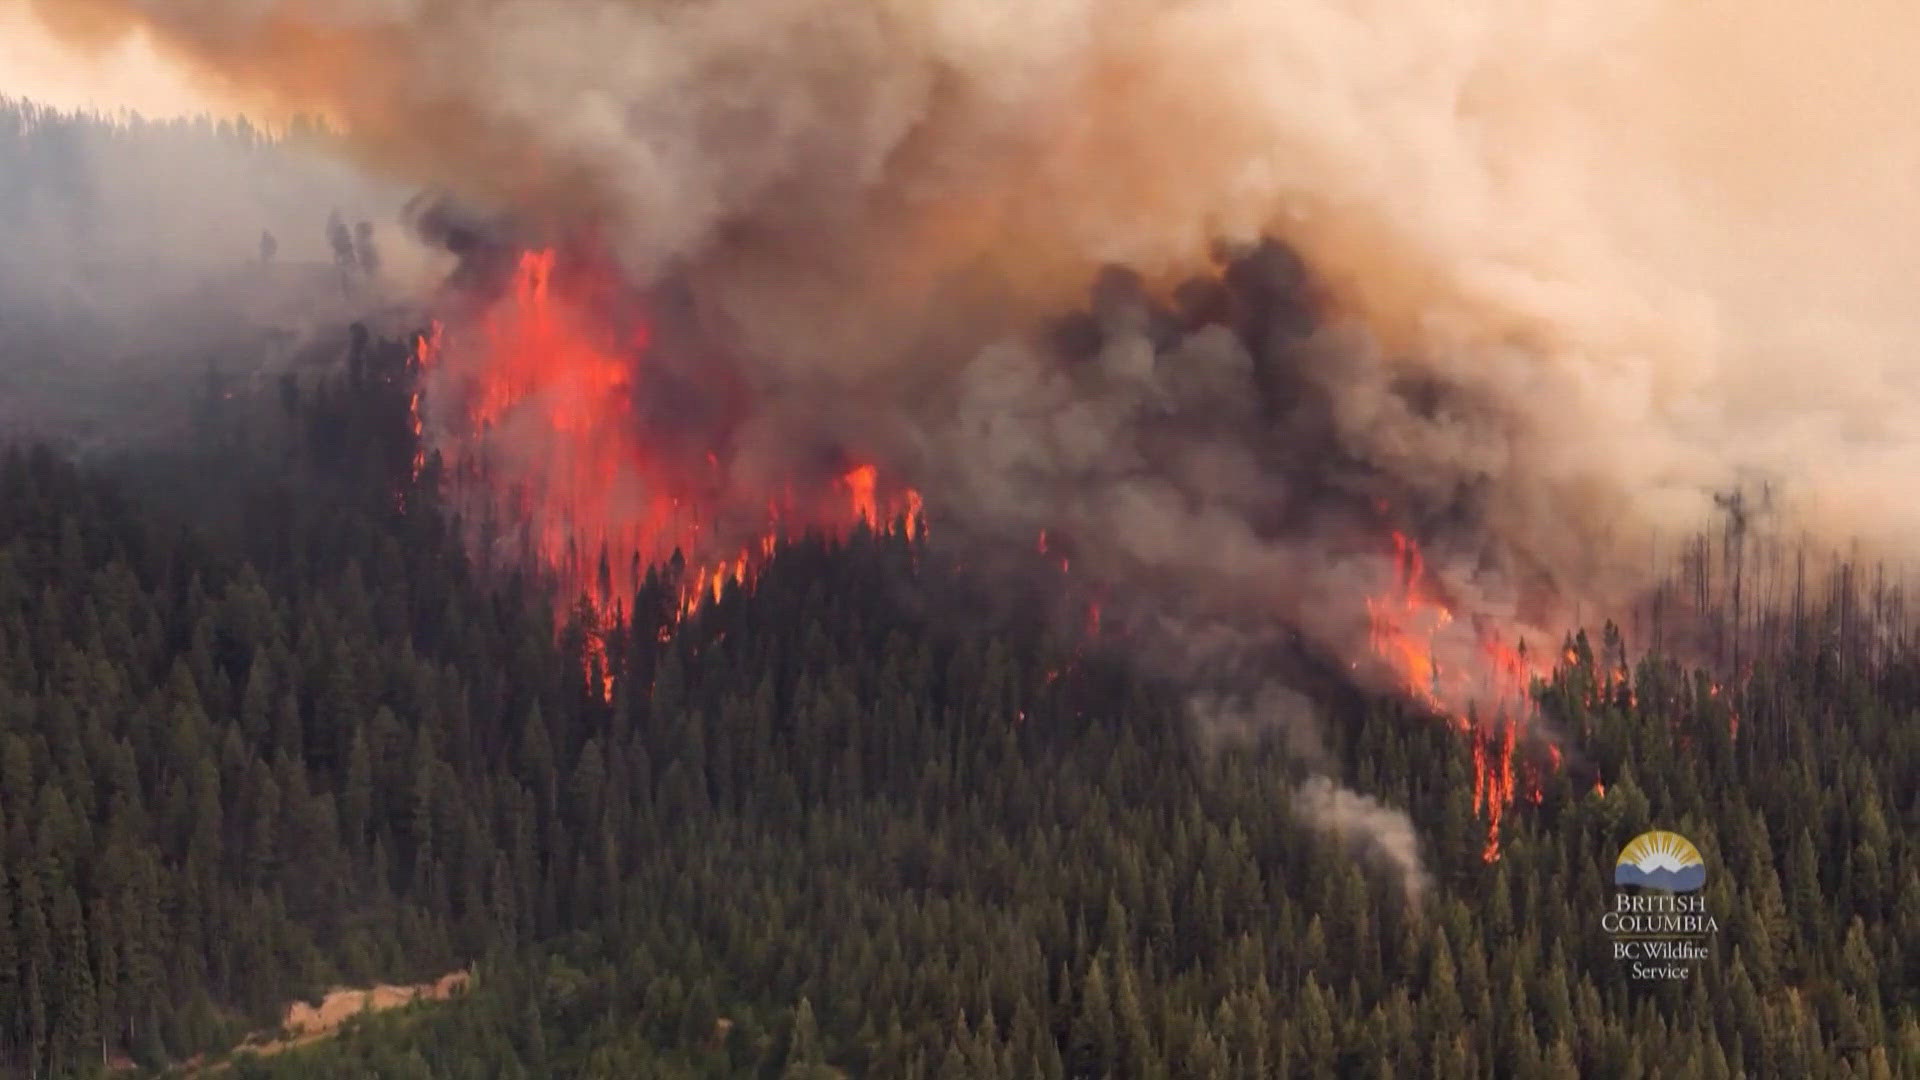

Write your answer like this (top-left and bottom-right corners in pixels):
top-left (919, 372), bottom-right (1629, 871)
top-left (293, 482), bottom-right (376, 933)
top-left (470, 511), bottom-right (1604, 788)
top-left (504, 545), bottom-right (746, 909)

top-left (26, 0), bottom-right (1920, 578)
top-left (28, 0), bottom-right (1920, 893)
top-left (1293, 776), bottom-right (1431, 908)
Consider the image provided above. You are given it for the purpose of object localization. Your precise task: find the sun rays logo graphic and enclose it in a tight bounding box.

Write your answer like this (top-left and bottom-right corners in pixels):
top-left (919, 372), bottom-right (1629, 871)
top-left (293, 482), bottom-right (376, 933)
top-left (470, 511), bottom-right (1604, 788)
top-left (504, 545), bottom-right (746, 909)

top-left (1613, 830), bottom-right (1706, 892)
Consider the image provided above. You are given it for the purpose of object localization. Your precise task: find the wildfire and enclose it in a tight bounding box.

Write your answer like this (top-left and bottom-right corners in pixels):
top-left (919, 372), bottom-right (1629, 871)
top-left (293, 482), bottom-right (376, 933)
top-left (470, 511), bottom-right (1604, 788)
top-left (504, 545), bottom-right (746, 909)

top-left (1365, 531), bottom-right (1451, 716)
top-left (408, 322), bottom-right (441, 482)
top-left (1027, 528), bottom-right (1103, 687)
top-left (416, 248), bottom-right (922, 695)
top-left (1708, 679), bottom-right (1741, 741)
top-left (1364, 528), bottom-right (1558, 862)
top-left (582, 630), bottom-right (613, 701)
top-left (843, 464), bottom-right (878, 527)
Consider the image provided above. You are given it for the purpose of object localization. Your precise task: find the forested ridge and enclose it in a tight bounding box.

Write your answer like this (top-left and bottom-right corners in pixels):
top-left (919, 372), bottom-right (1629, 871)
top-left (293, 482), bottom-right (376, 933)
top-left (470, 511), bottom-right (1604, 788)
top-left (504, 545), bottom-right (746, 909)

top-left (0, 337), bottom-right (1914, 1078)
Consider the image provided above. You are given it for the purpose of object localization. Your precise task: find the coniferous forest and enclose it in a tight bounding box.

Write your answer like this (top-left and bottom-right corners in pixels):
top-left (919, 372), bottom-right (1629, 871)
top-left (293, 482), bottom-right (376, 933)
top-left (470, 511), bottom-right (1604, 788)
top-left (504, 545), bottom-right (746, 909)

top-left (0, 322), bottom-right (1915, 1080)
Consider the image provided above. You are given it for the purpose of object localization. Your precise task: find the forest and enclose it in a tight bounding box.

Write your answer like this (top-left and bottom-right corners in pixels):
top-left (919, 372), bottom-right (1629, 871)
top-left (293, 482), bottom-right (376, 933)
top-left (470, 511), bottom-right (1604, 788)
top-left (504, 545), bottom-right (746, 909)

top-left (0, 291), bottom-right (1912, 1080)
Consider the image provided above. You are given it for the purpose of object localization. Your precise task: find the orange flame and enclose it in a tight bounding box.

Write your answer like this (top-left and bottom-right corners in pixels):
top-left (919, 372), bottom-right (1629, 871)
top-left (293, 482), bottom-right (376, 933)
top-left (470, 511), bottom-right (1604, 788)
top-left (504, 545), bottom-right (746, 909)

top-left (904, 490), bottom-right (925, 540)
top-left (1365, 531), bottom-right (1450, 714)
top-left (1363, 528), bottom-right (1561, 862)
top-left (417, 249), bottom-right (922, 688)
top-left (409, 322), bottom-right (441, 483)
top-left (842, 464), bottom-right (878, 528)
top-left (582, 630), bottom-right (613, 702)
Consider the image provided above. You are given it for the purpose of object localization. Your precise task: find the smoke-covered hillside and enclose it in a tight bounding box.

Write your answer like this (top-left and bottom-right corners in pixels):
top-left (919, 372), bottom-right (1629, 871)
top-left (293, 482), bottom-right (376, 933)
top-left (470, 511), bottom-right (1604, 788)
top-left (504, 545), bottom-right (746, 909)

top-left (0, 101), bottom-right (419, 449)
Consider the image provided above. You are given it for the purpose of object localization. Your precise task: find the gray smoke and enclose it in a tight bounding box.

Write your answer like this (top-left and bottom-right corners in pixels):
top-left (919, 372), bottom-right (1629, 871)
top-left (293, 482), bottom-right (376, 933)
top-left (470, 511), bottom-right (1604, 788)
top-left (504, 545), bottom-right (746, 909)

top-left (1191, 689), bottom-right (1431, 904)
top-left (0, 100), bottom-right (428, 447)
top-left (24, 0), bottom-right (1920, 900)
top-left (921, 252), bottom-right (1499, 900)
top-left (1292, 776), bottom-right (1431, 909)
top-left (31, 0), bottom-right (1920, 604)
top-left (926, 250), bottom-right (1543, 694)
top-left (1188, 684), bottom-right (1328, 768)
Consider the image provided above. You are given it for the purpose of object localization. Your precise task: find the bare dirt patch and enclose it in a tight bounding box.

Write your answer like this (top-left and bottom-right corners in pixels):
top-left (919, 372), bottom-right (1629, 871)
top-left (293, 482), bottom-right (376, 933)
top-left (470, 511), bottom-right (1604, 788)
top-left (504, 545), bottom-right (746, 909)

top-left (194, 969), bottom-right (473, 1072)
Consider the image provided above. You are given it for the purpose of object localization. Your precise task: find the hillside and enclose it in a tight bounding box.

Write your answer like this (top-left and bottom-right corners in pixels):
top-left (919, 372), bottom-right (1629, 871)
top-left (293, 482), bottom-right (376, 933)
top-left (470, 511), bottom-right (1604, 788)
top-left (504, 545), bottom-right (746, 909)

top-left (0, 337), bottom-right (1913, 1078)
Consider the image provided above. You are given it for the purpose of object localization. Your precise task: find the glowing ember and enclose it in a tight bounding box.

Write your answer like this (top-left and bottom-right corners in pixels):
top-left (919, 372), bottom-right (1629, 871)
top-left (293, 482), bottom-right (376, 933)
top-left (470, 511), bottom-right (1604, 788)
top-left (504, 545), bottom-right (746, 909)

top-left (582, 631), bottom-right (613, 701)
top-left (409, 322), bottom-right (441, 482)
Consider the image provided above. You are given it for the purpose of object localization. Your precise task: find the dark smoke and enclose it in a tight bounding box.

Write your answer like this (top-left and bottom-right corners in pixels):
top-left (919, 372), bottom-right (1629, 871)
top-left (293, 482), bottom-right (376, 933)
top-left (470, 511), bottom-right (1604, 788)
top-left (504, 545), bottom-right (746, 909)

top-left (27, 0), bottom-right (1920, 902)
top-left (924, 241), bottom-right (1540, 673)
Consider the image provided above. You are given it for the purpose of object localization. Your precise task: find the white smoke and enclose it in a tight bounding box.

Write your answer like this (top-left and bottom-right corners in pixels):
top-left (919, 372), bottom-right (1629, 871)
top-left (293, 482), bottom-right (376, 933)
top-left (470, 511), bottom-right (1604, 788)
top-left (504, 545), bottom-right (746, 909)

top-left (1292, 775), bottom-right (1431, 908)
top-left (1189, 685), bottom-right (1329, 766)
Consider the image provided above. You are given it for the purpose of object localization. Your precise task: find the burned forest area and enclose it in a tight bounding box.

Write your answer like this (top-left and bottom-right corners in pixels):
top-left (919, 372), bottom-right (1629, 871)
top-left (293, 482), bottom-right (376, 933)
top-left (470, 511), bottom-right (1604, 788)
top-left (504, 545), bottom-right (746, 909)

top-left (0, 83), bottom-right (1916, 1080)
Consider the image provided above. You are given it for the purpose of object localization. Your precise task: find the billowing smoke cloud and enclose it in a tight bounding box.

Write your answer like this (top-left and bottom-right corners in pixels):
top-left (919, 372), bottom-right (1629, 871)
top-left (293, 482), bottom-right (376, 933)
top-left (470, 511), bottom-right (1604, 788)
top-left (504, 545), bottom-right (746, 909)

top-left (25, 0), bottom-right (1920, 583)
top-left (27, 0), bottom-right (1920, 894)
top-left (1191, 690), bottom-right (1430, 905)
top-left (1292, 776), bottom-right (1430, 908)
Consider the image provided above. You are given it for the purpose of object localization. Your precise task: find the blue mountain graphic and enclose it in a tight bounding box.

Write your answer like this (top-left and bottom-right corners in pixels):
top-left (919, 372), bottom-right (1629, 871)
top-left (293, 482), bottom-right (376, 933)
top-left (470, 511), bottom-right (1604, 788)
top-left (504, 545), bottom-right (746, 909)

top-left (1613, 863), bottom-right (1706, 892)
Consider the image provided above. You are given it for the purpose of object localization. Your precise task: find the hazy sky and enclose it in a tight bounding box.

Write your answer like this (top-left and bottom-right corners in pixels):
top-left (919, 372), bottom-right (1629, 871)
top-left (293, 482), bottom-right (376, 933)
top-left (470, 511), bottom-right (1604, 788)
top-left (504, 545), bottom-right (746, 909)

top-left (0, 7), bottom-right (220, 118)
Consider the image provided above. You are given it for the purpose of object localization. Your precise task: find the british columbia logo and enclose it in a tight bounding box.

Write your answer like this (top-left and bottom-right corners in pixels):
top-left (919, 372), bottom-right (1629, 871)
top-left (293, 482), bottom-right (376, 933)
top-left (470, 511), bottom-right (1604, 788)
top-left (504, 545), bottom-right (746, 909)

top-left (1601, 830), bottom-right (1718, 979)
top-left (1614, 830), bottom-right (1706, 891)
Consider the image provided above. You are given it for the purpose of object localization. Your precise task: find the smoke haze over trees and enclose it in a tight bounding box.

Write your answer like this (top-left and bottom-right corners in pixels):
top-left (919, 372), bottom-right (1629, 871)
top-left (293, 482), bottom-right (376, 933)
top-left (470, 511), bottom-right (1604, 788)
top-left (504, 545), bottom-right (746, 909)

top-left (0, 100), bottom-right (399, 276)
top-left (0, 100), bottom-right (420, 449)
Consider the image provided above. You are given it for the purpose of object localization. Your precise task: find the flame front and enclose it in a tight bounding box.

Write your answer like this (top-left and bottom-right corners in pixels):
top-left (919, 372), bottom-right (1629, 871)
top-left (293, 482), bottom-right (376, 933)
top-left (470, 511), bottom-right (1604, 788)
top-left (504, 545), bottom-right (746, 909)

top-left (408, 322), bottom-right (439, 481)
top-left (1365, 531), bottom-right (1452, 717)
top-left (417, 253), bottom-right (1573, 814)
top-left (1364, 529), bottom-right (1558, 862)
top-left (417, 249), bottom-right (921, 697)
